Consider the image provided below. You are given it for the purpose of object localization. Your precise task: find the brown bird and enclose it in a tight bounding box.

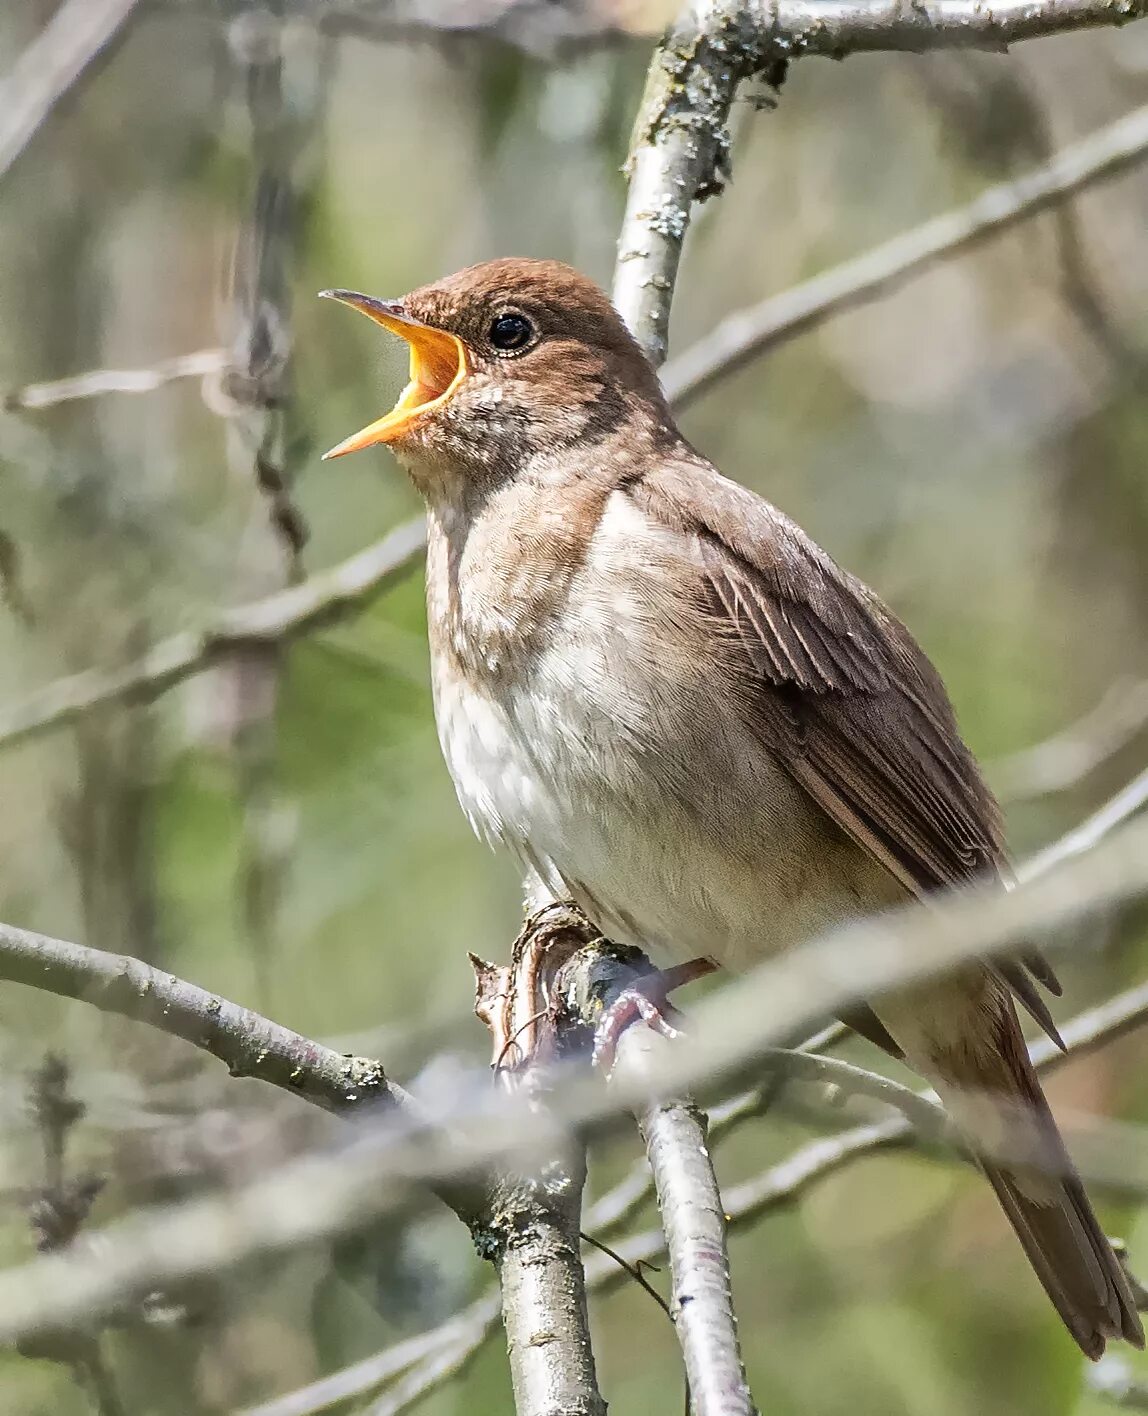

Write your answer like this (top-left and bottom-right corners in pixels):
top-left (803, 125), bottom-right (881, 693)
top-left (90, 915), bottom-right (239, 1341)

top-left (322, 257), bottom-right (1143, 1359)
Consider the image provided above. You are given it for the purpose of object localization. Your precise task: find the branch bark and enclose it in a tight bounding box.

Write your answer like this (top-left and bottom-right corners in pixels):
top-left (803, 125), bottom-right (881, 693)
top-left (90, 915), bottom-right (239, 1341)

top-left (615, 0), bottom-right (1148, 365)
top-left (622, 1031), bottom-right (753, 1416)
top-left (488, 1150), bottom-right (606, 1416)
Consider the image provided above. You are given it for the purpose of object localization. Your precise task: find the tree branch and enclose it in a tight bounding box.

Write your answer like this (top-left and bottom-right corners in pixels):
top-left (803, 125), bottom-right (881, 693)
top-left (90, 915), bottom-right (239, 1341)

top-left (661, 99), bottom-right (1148, 408)
top-left (615, 0), bottom-right (1148, 366)
top-left (471, 909), bottom-right (609, 1416)
top-left (622, 1032), bottom-right (753, 1416)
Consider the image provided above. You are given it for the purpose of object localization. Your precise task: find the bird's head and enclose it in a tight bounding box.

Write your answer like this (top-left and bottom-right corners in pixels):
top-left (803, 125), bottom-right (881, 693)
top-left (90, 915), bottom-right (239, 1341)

top-left (321, 258), bottom-right (671, 496)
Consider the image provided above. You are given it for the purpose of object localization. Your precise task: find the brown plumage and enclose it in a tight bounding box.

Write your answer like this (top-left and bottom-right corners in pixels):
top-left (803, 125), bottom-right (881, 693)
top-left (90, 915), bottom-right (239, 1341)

top-left (322, 257), bottom-right (1143, 1359)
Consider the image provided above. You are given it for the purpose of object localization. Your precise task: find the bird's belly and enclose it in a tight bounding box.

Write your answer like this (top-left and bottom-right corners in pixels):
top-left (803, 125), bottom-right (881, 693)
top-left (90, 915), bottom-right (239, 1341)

top-left (434, 664), bottom-right (897, 971)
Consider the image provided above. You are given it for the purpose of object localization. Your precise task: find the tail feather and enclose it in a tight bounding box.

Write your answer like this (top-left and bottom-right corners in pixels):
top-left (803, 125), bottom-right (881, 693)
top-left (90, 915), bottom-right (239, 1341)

top-left (886, 983), bottom-right (1143, 1359)
top-left (983, 1159), bottom-right (1142, 1358)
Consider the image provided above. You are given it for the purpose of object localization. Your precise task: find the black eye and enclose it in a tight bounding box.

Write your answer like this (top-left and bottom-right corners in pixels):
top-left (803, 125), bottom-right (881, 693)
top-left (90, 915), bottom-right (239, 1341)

top-left (489, 312), bottom-right (534, 353)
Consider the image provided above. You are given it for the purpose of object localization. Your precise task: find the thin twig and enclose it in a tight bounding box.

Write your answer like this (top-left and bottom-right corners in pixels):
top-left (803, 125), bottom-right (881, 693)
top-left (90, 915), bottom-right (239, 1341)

top-left (662, 101), bottom-right (1148, 407)
top-left (0, 0), bottom-right (144, 184)
top-left (1019, 766), bottom-right (1148, 880)
top-left (240, 1292), bottom-right (502, 1416)
top-left (0, 516), bottom-right (426, 753)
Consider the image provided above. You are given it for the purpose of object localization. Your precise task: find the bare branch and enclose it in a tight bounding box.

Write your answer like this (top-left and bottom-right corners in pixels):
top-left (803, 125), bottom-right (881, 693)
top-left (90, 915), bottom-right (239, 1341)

top-left (621, 1033), bottom-right (753, 1416)
top-left (488, 1146), bottom-right (606, 1416)
top-left (0, 0), bottom-right (144, 184)
top-left (1019, 765), bottom-right (1148, 879)
top-left (0, 516), bottom-right (426, 753)
top-left (0, 918), bottom-right (393, 1116)
top-left (240, 1291), bottom-right (502, 1416)
top-left (662, 100), bottom-right (1148, 407)
top-left (615, 1), bottom-right (1148, 367)
top-left (471, 910), bottom-right (608, 1416)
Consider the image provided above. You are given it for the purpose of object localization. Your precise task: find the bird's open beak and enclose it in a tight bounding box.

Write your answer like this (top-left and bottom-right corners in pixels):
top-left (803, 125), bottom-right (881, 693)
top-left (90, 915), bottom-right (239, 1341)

top-left (319, 289), bottom-right (468, 459)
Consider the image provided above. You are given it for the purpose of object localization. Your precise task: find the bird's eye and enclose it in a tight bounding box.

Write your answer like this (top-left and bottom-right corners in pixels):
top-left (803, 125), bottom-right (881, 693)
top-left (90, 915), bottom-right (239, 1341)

top-left (488, 312), bottom-right (534, 353)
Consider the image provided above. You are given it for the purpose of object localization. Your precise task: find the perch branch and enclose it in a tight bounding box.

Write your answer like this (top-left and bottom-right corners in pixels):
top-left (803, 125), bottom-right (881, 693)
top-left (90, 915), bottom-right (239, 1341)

top-left (470, 913), bottom-right (607, 1416)
top-left (662, 100), bottom-right (1148, 407)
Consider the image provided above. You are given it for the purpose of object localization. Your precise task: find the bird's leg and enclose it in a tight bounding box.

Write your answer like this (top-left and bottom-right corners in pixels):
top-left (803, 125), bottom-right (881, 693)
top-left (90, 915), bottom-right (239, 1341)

top-left (591, 956), bottom-right (716, 1073)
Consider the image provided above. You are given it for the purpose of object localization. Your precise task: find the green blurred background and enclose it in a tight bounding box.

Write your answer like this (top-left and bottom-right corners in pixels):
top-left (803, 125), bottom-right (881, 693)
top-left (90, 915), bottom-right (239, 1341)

top-left (2, 3), bottom-right (1148, 1413)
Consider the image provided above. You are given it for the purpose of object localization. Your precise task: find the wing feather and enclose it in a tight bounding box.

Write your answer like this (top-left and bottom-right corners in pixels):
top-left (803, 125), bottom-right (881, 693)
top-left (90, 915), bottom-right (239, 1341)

top-left (628, 459), bottom-right (1062, 1030)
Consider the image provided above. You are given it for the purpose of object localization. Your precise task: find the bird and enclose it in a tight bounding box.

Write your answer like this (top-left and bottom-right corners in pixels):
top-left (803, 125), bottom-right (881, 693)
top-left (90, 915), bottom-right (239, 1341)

top-left (321, 256), bottom-right (1143, 1359)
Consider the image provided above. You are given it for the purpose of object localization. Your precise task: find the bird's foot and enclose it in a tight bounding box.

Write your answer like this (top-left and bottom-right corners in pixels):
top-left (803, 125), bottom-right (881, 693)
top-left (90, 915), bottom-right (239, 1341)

top-left (591, 957), bottom-right (716, 1074)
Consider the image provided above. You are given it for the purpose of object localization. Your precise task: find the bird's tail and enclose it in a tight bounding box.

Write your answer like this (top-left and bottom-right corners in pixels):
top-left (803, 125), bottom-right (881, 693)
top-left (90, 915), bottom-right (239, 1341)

top-left (928, 997), bottom-right (1143, 1359)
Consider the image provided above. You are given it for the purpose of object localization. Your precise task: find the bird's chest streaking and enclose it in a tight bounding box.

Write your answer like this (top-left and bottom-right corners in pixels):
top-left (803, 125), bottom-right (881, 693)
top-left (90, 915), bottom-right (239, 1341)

top-left (426, 487), bottom-right (894, 971)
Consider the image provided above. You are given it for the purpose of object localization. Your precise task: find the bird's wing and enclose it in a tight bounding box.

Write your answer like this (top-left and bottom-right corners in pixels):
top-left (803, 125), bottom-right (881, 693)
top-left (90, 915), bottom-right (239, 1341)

top-left (628, 458), bottom-right (1062, 1036)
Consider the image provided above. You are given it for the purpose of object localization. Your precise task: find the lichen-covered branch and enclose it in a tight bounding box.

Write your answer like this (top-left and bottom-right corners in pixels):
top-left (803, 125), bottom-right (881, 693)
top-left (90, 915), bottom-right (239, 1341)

top-left (615, 0), bottom-right (1148, 366)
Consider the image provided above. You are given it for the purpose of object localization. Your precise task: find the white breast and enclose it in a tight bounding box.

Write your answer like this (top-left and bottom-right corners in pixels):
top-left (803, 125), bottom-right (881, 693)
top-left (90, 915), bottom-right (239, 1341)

top-left (429, 490), bottom-right (899, 971)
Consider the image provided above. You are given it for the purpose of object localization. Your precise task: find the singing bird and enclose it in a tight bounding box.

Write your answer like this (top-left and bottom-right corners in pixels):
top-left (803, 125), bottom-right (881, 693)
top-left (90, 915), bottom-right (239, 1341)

top-left (322, 258), bottom-right (1142, 1358)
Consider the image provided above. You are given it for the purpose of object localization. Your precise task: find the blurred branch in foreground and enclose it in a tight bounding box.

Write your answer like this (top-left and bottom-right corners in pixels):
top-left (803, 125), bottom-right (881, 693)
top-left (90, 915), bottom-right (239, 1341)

top-left (247, 973), bottom-right (1148, 1416)
top-left (0, 801), bottom-right (1147, 1350)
